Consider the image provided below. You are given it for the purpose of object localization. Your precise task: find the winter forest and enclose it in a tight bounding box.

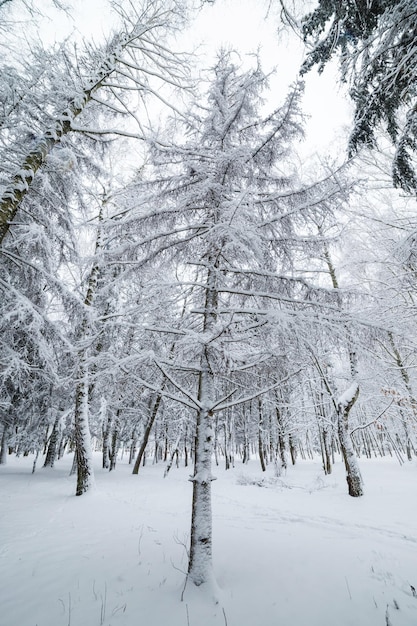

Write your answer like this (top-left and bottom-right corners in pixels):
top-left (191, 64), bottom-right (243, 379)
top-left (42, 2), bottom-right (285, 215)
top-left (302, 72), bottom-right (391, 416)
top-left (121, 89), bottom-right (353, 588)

top-left (1, 1), bottom-right (417, 625)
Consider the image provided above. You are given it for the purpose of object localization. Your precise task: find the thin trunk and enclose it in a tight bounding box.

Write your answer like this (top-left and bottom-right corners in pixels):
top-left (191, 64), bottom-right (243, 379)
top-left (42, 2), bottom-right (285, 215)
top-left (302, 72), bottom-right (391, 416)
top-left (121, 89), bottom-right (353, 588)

top-left (132, 394), bottom-right (162, 475)
top-left (129, 430), bottom-right (137, 465)
top-left (184, 423), bottom-right (189, 468)
top-left (57, 436), bottom-right (67, 459)
top-left (288, 433), bottom-right (297, 465)
top-left (163, 421), bottom-right (169, 462)
top-left (102, 411), bottom-right (112, 469)
top-left (109, 409), bottom-right (121, 471)
top-left (258, 400), bottom-right (266, 472)
top-left (242, 406), bottom-right (250, 464)
top-left (43, 415), bottom-right (60, 468)
top-left (164, 429), bottom-right (183, 478)
top-left (275, 405), bottom-right (287, 472)
top-left (42, 424), bottom-right (50, 455)
top-left (322, 428), bottom-right (332, 475)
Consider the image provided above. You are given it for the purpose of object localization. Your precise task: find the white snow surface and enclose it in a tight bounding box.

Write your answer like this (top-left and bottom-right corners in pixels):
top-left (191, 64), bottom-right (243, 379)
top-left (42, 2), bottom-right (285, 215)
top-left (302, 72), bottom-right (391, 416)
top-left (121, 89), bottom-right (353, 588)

top-left (1, 453), bottom-right (417, 626)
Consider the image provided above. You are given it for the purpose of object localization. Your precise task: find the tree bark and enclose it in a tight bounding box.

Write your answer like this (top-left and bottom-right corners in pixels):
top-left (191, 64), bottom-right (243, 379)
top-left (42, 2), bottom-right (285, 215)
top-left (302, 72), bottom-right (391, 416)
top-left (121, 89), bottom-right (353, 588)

top-left (258, 400), bottom-right (266, 472)
top-left (0, 424), bottom-right (11, 464)
top-left (187, 348), bottom-right (216, 587)
top-left (132, 393), bottom-right (162, 474)
top-left (43, 414), bottom-right (60, 468)
top-left (74, 362), bottom-right (94, 496)
top-left (109, 409), bottom-right (121, 471)
top-left (337, 384), bottom-right (363, 497)
top-left (102, 410), bottom-right (112, 469)
top-left (187, 262), bottom-right (217, 589)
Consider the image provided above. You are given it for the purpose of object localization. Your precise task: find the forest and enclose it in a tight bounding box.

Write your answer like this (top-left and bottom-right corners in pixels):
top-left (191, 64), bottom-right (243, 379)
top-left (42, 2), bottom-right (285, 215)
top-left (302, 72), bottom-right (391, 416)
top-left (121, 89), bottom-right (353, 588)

top-left (1, 1), bottom-right (417, 625)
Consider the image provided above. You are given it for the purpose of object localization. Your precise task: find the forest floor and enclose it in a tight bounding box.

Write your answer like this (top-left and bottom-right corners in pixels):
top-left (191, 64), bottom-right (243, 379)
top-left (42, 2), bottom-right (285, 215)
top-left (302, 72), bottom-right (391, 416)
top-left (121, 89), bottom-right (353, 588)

top-left (1, 452), bottom-right (417, 626)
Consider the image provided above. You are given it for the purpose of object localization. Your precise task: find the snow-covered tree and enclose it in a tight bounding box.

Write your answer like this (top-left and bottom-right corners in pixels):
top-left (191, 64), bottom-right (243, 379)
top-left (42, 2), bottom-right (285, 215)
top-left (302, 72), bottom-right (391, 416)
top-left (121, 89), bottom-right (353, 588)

top-left (114, 50), bottom-right (353, 591)
top-left (300, 0), bottom-right (417, 192)
top-left (0, 0), bottom-right (189, 245)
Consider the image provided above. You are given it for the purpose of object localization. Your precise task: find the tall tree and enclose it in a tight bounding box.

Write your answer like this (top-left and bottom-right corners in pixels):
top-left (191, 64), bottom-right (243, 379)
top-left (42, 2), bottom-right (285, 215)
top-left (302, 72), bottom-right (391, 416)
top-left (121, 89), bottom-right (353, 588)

top-left (0, 0), bottom-right (188, 245)
top-left (119, 50), bottom-right (352, 592)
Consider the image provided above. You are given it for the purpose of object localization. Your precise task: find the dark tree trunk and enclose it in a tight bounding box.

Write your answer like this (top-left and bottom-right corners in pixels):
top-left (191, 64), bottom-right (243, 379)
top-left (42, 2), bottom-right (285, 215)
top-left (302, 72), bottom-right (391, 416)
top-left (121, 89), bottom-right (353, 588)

top-left (132, 394), bottom-right (162, 475)
top-left (43, 415), bottom-right (60, 468)
top-left (109, 409), bottom-right (121, 471)
top-left (258, 400), bottom-right (266, 472)
top-left (102, 411), bottom-right (112, 469)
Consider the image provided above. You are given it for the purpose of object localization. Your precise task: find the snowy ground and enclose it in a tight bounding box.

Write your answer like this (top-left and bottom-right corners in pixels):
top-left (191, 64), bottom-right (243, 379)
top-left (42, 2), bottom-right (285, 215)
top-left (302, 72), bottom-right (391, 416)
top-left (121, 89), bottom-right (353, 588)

top-left (1, 452), bottom-right (417, 626)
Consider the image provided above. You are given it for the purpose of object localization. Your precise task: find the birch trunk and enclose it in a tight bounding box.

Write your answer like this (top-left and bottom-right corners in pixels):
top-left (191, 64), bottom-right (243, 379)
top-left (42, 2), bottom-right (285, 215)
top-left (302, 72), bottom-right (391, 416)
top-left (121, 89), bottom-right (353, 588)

top-left (337, 382), bottom-right (363, 497)
top-left (323, 240), bottom-right (363, 495)
top-left (102, 411), bottom-right (112, 469)
top-left (74, 361), bottom-right (95, 496)
top-left (187, 347), bottom-right (216, 587)
top-left (187, 264), bottom-right (217, 589)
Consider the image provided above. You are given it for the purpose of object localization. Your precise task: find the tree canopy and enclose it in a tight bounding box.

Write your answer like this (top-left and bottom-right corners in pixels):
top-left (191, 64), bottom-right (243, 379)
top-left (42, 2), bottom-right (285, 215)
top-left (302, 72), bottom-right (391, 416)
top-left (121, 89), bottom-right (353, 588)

top-left (301, 0), bottom-right (417, 193)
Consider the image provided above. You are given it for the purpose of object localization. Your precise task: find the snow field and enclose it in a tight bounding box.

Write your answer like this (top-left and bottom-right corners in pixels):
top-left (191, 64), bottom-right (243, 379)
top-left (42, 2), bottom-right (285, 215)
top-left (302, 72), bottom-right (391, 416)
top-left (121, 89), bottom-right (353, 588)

top-left (1, 454), bottom-right (417, 626)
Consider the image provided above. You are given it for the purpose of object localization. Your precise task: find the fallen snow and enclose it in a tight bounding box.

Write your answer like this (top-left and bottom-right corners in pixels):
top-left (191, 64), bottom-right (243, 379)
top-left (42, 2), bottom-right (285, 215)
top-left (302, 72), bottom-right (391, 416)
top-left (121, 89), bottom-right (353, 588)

top-left (1, 453), bottom-right (417, 626)
top-left (338, 381), bottom-right (359, 409)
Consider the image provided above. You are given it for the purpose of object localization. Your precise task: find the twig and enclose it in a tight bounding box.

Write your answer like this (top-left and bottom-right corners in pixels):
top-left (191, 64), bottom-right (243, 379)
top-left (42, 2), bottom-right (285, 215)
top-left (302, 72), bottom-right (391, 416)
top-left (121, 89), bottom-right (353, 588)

top-left (181, 575), bottom-right (189, 602)
top-left (222, 607), bottom-right (228, 626)
top-left (137, 524), bottom-right (144, 559)
top-left (345, 576), bottom-right (352, 600)
top-left (350, 400), bottom-right (394, 435)
top-left (170, 558), bottom-right (187, 575)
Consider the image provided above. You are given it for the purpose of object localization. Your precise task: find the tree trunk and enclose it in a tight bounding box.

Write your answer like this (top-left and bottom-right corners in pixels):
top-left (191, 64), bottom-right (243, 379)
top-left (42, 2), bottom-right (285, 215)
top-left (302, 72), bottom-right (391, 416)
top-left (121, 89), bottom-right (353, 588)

top-left (129, 430), bottom-right (137, 465)
top-left (289, 433), bottom-right (297, 465)
top-left (322, 428), bottom-right (332, 475)
top-left (132, 394), bottom-right (162, 475)
top-left (258, 400), bottom-right (266, 472)
top-left (74, 363), bottom-right (94, 496)
top-left (337, 384), bottom-right (363, 497)
top-left (187, 260), bottom-right (218, 590)
top-left (43, 415), bottom-right (60, 468)
top-left (102, 411), bottom-right (112, 469)
top-left (109, 409), bottom-right (121, 471)
top-left (0, 424), bottom-right (11, 464)
top-left (187, 348), bottom-right (216, 588)
top-left (275, 405), bottom-right (287, 473)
